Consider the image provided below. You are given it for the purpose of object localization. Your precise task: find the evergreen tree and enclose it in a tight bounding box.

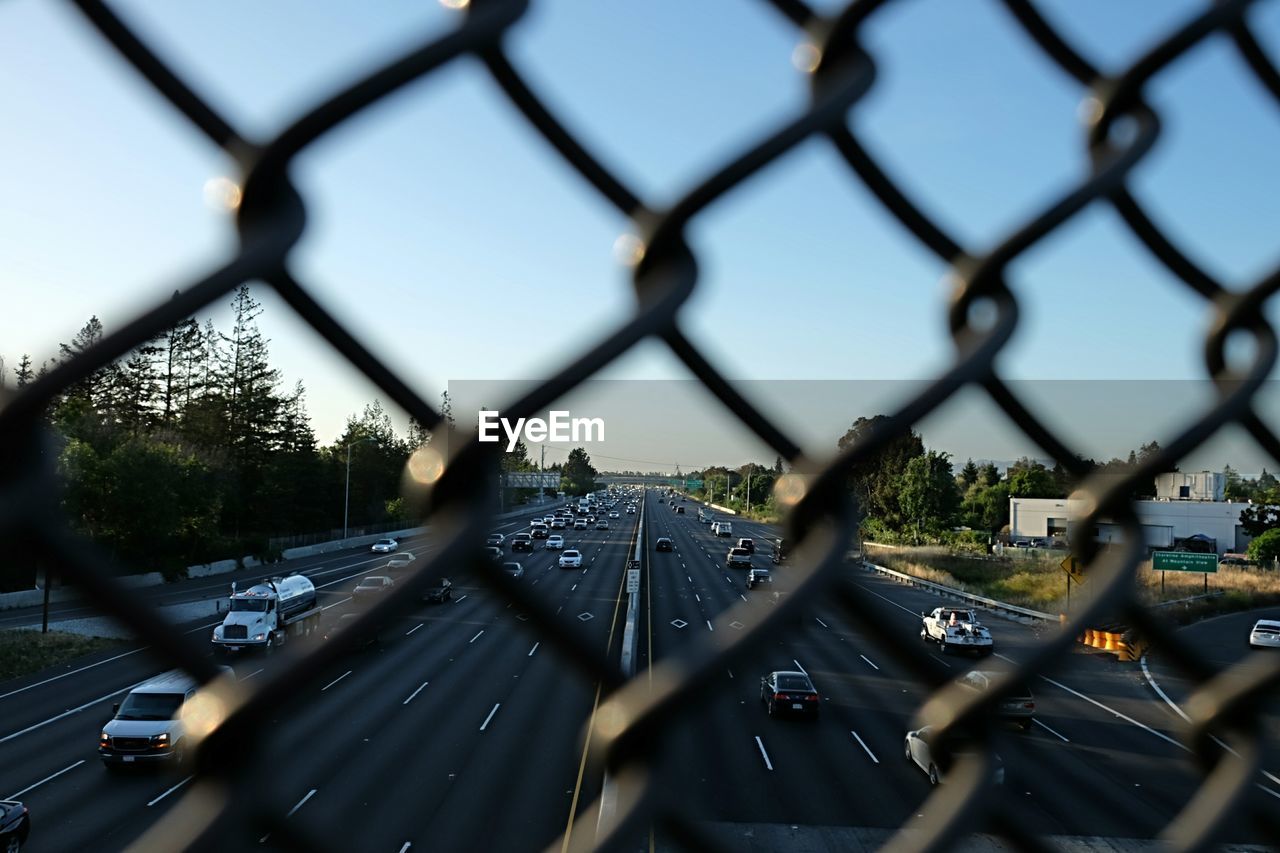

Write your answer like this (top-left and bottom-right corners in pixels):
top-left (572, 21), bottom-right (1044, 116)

top-left (14, 354), bottom-right (34, 388)
top-left (959, 458), bottom-right (979, 488)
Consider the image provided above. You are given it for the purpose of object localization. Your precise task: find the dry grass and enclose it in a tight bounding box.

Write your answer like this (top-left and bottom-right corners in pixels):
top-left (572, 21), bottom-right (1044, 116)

top-left (0, 629), bottom-right (125, 683)
top-left (875, 548), bottom-right (1280, 618)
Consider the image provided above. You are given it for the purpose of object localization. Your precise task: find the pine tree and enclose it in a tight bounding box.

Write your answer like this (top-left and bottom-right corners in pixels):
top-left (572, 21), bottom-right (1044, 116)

top-left (14, 354), bottom-right (34, 388)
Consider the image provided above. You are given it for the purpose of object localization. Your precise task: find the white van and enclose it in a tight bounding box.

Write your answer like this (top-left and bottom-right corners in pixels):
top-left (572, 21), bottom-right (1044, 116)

top-left (98, 669), bottom-right (229, 770)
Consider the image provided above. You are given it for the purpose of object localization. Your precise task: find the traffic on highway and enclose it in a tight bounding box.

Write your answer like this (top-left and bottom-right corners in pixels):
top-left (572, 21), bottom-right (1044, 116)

top-left (0, 486), bottom-right (1277, 851)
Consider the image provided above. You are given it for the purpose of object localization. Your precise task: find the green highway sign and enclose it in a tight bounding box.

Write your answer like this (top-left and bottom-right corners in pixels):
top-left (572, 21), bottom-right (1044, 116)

top-left (685, 480), bottom-right (703, 489)
top-left (1152, 552), bottom-right (1219, 573)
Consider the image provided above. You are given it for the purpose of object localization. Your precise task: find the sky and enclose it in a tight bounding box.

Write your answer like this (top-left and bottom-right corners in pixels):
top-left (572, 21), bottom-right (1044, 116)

top-left (2, 0), bottom-right (1279, 471)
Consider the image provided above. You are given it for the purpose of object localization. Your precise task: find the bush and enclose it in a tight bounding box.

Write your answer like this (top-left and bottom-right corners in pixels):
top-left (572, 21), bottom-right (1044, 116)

top-left (1247, 528), bottom-right (1280, 563)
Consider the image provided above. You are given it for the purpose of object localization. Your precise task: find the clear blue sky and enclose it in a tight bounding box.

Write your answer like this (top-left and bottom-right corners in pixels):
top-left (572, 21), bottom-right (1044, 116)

top-left (2, 0), bottom-right (1278, 467)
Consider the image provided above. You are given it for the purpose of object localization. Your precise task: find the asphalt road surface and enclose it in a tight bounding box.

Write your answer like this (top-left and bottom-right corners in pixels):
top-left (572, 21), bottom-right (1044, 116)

top-left (1, 490), bottom-right (1277, 851)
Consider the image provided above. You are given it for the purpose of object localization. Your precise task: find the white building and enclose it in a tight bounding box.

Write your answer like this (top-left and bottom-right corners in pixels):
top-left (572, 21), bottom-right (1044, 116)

top-left (1154, 471), bottom-right (1225, 502)
top-left (1009, 496), bottom-right (1251, 555)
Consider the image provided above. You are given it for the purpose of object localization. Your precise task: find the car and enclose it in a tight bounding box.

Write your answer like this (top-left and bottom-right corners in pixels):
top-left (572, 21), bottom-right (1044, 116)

top-left (486, 533), bottom-right (505, 547)
top-left (759, 670), bottom-right (820, 718)
top-left (551, 518), bottom-right (567, 529)
top-left (483, 546), bottom-right (504, 565)
top-left (502, 562), bottom-right (525, 580)
top-left (736, 538), bottom-right (755, 554)
top-left (609, 511), bottom-right (619, 519)
top-left (559, 550), bottom-right (583, 569)
top-left (655, 537), bottom-right (673, 552)
top-left (586, 515), bottom-right (596, 524)
top-left (324, 612), bottom-right (378, 649)
top-left (771, 538), bottom-right (788, 564)
top-left (543, 515), bottom-right (556, 525)
top-left (904, 726), bottom-right (1005, 787)
top-left (955, 670), bottom-right (1036, 730)
top-left (675, 506), bottom-right (686, 514)
top-left (100, 669), bottom-right (209, 769)
top-left (423, 577), bottom-right (453, 603)
top-left (0, 800), bottom-right (30, 852)
top-left (530, 523), bottom-right (549, 540)
top-left (352, 575), bottom-right (394, 600)
top-left (1249, 619), bottom-right (1280, 649)
top-left (511, 534), bottom-right (534, 552)
top-left (573, 519), bottom-right (588, 530)
top-left (545, 535), bottom-right (565, 550)
top-left (596, 520), bottom-right (609, 530)
top-left (370, 538), bottom-right (399, 554)
top-left (726, 547), bottom-right (752, 568)
top-left (385, 552), bottom-right (416, 575)
top-left (921, 607), bottom-right (995, 655)
top-left (746, 567), bottom-right (771, 589)
top-left (627, 506), bottom-right (635, 514)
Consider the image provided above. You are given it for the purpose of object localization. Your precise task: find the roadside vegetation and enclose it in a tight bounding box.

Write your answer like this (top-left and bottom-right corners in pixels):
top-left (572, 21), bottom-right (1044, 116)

top-left (0, 629), bottom-right (125, 683)
top-left (868, 544), bottom-right (1280, 620)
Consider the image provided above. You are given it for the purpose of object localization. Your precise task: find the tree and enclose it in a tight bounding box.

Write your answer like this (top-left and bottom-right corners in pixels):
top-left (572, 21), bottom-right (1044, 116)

top-left (1247, 528), bottom-right (1280, 564)
top-left (898, 450), bottom-right (959, 542)
top-left (959, 458), bottom-right (979, 489)
top-left (1007, 462), bottom-right (1058, 498)
top-left (13, 354), bottom-right (34, 388)
top-left (978, 462), bottom-right (1000, 488)
top-left (1223, 465), bottom-right (1249, 501)
top-left (1239, 490), bottom-right (1280, 537)
top-left (837, 415), bottom-right (925, 527)
top-left (561, 447), bottom-right (599, 496)
top-left (960, 482), bottom-right (1010, 532)
top-left (773, 455), bottom-right (785, 475)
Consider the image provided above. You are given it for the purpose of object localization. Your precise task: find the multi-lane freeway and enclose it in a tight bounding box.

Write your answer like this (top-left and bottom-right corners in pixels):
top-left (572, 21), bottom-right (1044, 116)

top-left (1, 488), bottom-right (1277, 851)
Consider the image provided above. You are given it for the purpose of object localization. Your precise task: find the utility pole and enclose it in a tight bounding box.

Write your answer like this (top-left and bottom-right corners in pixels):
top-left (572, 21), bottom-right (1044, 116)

top-left (746, 471), bottom-right (751, 514)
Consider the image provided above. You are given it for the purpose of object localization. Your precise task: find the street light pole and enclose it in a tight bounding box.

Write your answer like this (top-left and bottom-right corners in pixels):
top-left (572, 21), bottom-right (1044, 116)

top-left (344, 437), bottom-right (377, 543)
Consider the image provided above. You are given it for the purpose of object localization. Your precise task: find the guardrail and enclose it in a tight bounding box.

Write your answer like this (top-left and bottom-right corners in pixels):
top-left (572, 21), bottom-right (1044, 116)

top-left (859, 559), bottom-right (1057, 623)
top-left (1152, 591), bottom-right (1226, 609)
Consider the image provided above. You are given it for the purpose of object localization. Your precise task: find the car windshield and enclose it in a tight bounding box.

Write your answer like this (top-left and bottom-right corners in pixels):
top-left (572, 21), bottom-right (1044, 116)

top-left (117, 691), bottom-right (184, 721)
top-left (564, 551), bottom-right (580, 557)
top-left (776, 675), bottom-right (812, 691)
top-left (357, 578), bottom-right (382, 588)
top-left (376, 540), bottom-right (394, 546)
top-left (229, 598), bottom-right (268, 612)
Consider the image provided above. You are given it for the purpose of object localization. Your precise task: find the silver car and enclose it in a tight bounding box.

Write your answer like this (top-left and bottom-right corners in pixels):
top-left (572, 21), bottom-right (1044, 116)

top-left (1249, 619), bottom-right (1280, 649)
top-left (904, 726), bottom-right (1004, 787)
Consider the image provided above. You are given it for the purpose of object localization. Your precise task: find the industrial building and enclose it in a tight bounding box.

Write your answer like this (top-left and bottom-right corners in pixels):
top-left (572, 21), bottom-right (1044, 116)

top-left (1008, 472), bottom-right (1250, 555)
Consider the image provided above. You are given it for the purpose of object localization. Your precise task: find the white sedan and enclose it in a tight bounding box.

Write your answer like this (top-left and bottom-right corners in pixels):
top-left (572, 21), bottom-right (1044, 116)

top-left (1249, 619), bottom-right (1280, 649)
top-left (904, 726), bottom-right (1003, 787)
top-left (370, 538), bottom-right (399, 554)
top-left (545, 535), bottom-right (565, 550)
top-left (609, 511), bottom-right (619, 519)
top-left (559, 550), bottom-right (583, 569)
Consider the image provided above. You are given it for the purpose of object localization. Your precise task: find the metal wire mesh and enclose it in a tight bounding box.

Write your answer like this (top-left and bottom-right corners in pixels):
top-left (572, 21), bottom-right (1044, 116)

top-left (2, 0), bottom-right (1279, 850)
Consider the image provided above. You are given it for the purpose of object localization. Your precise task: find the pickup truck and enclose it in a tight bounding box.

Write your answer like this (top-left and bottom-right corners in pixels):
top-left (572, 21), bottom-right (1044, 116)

top-left (920, 607), bottom-right (994, 655)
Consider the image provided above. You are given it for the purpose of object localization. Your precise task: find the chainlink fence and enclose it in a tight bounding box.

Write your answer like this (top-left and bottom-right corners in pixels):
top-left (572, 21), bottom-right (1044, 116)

top-left (3, 0), bottom-right (1280, 850)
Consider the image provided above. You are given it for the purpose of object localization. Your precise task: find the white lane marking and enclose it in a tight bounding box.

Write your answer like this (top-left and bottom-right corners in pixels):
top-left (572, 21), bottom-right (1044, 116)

top-left (1138, 656), bottom-right (1280, 788)
top-left (321, 671), bottom-right (352, 692)
top-left (727, 669), bottom-right (734, 679)
top-left (929, 654), bottom-right (952, 668)
top-left (724, 576), bottom-right (732, 583)
top-left (850, 731), bottom-right (879, 764)
top-left (1258, 785), bottom-right (1280, 801)
top-left (739, 594), bottom-right (747, 602)
top-left (815, 617), bottom-right (829, 629)
top-left (856, 582), bottom-right (921, 618)
top-left (321, 597), bottom-right (351, 611)
top-left (455, 595), bottom-right (468, 603)
top-left (0, 677), bottom-right (148, 744)
top-left (528, 642), bottom-right (539, 657)
top-left (399, 844), bottom-right (412, 853)
top-left (695, 594), bottom-right (701, 602)
top-left (405, 623), bottom-right (424, 636)
top-left (470, 630), bottom-right (485, 644)
top-left (706, 620), bottom-right (714, 632)
top-left (287, 789), bottom-right (317, 817)
top-left (754, 736), bottom-right (774, 771)
top-left (859, 654), bottom-right (880, 671)
top-left (147, 775), bottom-right (192, 807)
top-left (0, 648), bottom-right (146, 701)
top-left (792, 659), bottom-right (807, 675)
top-left (403, 681), bottom-right (429, 705)
top-left (480, 703), bottom-right (501, 731)
top-left (242, 669), bottom-right (264, 681)
top-left (1038, 673), bottom-right (1184, 751)
top-left (1033, 719), bottom-right (1070, 742)
top-left (687, 576), bottom-right (692, 583)
top-left (5, 759), bottom-right (85, 800)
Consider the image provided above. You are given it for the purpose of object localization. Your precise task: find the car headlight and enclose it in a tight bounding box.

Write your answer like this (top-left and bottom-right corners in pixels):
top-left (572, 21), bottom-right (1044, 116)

top-left (100, 732), bottom-right (110, 747)
top-left (150, 733), bottom-right (170, 747)
top-left (253, 633), bottom-right (266, 641)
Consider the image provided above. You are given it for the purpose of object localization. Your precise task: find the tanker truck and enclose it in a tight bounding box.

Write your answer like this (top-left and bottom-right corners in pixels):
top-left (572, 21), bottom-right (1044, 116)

top-left (212, 574), bottom-right (322, 656)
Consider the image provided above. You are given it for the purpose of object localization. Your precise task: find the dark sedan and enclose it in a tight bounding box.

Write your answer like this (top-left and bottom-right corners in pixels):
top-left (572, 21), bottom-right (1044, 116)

top-left (0, 800), bottom-right (30, 852)
top-left (423, 577), bottom-right (453, 603)
top-left (510, 534), bottom-right (534, 553)
top-left (760, 670), bottom-right (820, 719)
top-left (655, 537), bottom-right (673, 552)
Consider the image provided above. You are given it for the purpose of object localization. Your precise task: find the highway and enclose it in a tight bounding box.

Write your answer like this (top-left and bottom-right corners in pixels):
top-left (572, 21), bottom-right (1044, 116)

top-left (0, 489), bottom-right (1277, 850)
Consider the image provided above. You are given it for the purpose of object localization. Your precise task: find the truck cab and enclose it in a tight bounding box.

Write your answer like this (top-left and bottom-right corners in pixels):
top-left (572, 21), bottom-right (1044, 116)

top-left (212, 575), bottom-right (320, 656)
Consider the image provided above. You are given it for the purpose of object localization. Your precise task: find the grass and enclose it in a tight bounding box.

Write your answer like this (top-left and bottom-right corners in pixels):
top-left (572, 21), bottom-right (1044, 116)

top-left (0, 629), bottom-right (126, 683)
top-left (873, 547), bottom-right (1280, 619)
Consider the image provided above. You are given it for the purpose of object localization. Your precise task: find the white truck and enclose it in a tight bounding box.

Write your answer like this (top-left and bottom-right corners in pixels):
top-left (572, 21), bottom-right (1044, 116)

top-left (212, 574), bottom-right (322, 656)
top-left (920, 607), bottom-right (994, 655)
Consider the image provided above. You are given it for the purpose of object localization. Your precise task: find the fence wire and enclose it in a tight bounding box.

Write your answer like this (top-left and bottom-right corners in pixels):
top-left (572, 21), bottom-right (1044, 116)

top-left (2, 0), bottom-right (1280, 850)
